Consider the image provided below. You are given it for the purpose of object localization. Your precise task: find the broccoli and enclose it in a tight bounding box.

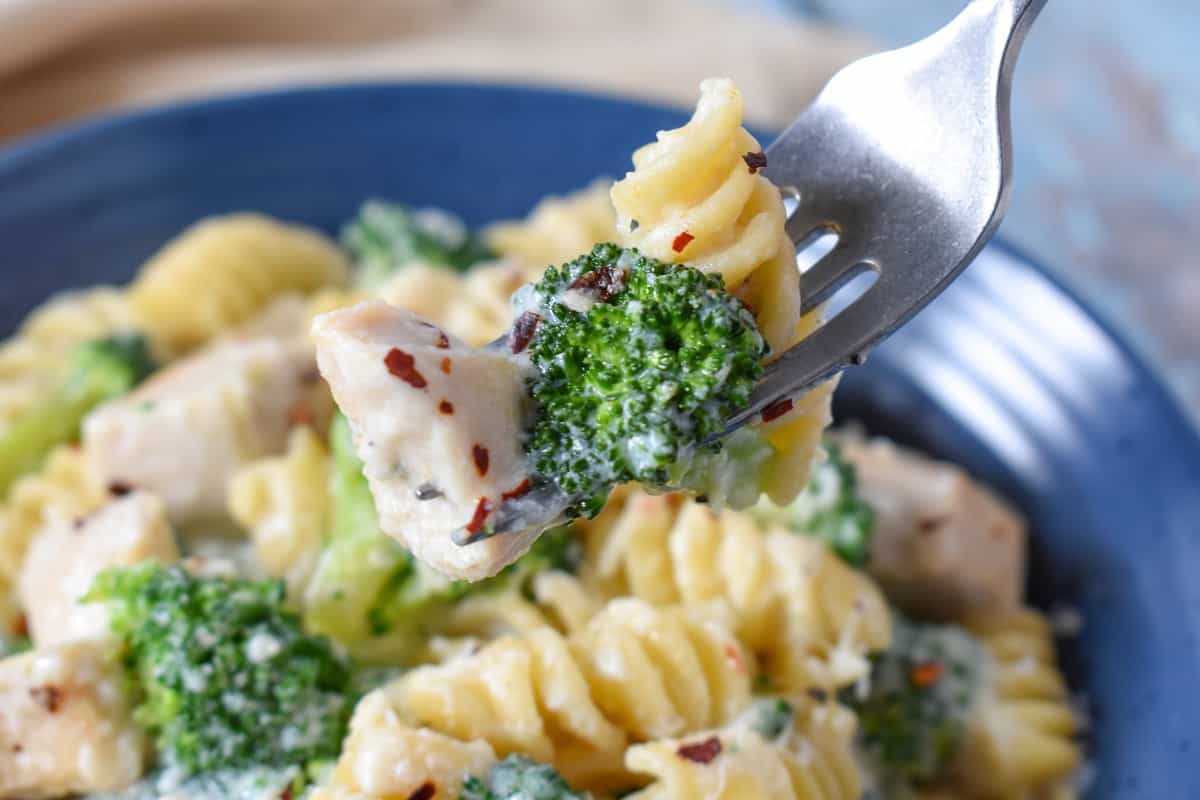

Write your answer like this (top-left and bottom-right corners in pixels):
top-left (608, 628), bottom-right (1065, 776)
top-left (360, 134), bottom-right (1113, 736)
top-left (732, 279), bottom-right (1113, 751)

top-left (0, 333), bottom-right (155, 497)
top-left (748, 697), bottom-right (795, 740)
top-left (305, 414), bottom-right (583, 661)
top-left (89, 765), bottom-right (304, 800)
top-left (752, 442), bottom-right (875, 566)
top-left (522, 244), bottom-right (767, 516)
top-left (342, 201), bottom-right (494, 286)
top-left (85, 563), bottom-right (352, 776)
top-left (842, 614), bottom-right (985, 786)
top-left (460, 755), bottom-right (586, 800)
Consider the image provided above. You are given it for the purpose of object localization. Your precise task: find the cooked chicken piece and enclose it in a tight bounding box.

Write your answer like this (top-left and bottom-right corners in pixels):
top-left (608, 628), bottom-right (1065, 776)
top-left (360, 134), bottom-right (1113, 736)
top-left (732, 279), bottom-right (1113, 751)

top-left (19, 491), bottom-right (178, 647)
top-left (840, 435), bottom-right (1026, 618)
top-left (83, 337), bottom-right (317, 525)
top-left (313, 301), bottom-right (539, 581)
top-left (0, 640), bottom-right (146, 798)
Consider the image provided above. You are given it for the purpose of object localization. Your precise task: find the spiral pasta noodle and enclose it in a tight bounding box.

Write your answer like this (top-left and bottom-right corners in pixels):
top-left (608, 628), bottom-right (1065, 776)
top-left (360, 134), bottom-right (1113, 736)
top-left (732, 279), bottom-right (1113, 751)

top-left (574, 490), bottom-right (891, 691)
top-left (378, 596), bottom-right (753, 790)
top-left (485, 179), bottom-right (618, 271)
top-left (953, 609), bottom-right (1081, 799)
top-left (129, 213), bottom-right (349, 354)
top-left (624, 701), bottom-right (862, 800)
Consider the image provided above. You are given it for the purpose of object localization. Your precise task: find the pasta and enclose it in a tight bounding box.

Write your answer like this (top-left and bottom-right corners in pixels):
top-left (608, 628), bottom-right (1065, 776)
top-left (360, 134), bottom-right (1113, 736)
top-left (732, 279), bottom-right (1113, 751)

top-left (610, 78), bottom-right (832, 505)
top-left (953, 609), bottom-right (1081, 799)
top-left (574, 489), bottom-right (891, 690)
top-left (485, 179), bottom-right (617, 270)
top-left (378, 597), bottom-right (753, 789)
top-left (624, 701), bottom-right (862, 800)
top-left (129, 213), bottom-right (349, 354)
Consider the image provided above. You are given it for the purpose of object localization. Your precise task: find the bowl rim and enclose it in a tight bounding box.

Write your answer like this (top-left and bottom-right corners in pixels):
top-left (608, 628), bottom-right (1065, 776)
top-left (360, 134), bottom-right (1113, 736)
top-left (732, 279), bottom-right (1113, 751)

top-left (2, 79), bottom-right (1197, 451)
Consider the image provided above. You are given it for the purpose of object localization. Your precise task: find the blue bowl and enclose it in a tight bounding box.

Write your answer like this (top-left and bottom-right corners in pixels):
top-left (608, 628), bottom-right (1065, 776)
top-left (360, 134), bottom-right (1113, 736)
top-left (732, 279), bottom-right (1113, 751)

top-left (1, 83), bottom-right (1197, 796)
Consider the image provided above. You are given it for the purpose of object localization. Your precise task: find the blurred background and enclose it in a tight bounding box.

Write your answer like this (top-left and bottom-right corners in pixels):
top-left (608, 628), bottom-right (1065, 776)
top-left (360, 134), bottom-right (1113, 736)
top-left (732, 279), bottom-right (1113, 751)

top-left (1, 0), bottom-right (1196, 419)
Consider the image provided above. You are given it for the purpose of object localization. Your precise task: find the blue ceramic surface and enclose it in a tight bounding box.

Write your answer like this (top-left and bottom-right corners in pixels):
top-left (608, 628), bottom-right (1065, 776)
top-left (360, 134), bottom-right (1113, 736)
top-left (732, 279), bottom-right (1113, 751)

top-left (1, 83), bottom-right (1197, 796)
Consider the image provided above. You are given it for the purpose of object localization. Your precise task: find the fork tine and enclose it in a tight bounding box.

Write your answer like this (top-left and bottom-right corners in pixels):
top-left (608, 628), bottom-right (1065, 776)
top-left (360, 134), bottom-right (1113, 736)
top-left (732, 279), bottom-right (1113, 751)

top-left (799, 241), bottom-right (874, 315)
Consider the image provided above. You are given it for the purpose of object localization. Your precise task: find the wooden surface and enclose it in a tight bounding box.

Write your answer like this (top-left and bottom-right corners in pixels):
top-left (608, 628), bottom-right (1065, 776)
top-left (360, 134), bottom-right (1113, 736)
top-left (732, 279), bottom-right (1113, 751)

top-left (772, 0), bottom-right (1199, 421)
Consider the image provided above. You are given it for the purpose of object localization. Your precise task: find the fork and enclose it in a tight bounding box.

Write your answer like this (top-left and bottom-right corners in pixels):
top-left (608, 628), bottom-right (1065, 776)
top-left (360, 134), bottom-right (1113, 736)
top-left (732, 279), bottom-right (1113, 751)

top-left (456, 0), bottom-right (1046, 545)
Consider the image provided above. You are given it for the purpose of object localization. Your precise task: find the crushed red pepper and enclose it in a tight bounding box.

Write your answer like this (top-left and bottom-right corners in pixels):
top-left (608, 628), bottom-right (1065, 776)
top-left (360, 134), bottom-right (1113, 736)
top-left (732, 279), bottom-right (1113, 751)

top-left (465, 497), bottom-right (494, 535)
top-left (672, 231), bottom-right (695, 253)
top-left (910, 661), bottom-right (945, 688)
top-left (107, 481), bottom-right (133, 497)
top-left (723, 643), bottom-right (746, 675)
top-left (384, 348), bottom-right (427, 389)
top-left (13, 613), bottom-right (28, 639)
top-left (677, 736), bottom-right (722, 764)
top-left (742, 151), bottom-right (768, 173)
top-left (407, 782), bottom-right (436, 800)
top-left (501, 479), bottom-right (532, 501)
top-left (438, 400), bottom-right (455, 415)
top-left (287, 400), bottom-right (316, 429)
top-left (29, 685), bottom-right (63, 713)
top-left (510, 312), bottom-right (541, 354)
top-left (569, 265), bottom-right (628, 302)
top-left (278, 784), bottom-right (293, 800)
top-left (760, 397), bottom-right (794, 423)
top-left (472, 445), bottom-right (490, 477)
top-left (435, 332), bottom-right (451, 349)
top-left (440, 357), bottom-right (452, 374)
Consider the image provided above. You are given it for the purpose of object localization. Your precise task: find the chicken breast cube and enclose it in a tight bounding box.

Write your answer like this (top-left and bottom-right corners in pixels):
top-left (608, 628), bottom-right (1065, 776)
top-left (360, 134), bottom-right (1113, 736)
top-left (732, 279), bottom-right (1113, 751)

top-left (19, 492), bottom-right (178, 648)
top-left (841, 436), bottom-right (1026, 618)
top-left (0, 641), bottom-right (147, 798)
top-left (83, 337), bottom-right (317, 525)
top-left (313, 301), bottom-right (538, 581)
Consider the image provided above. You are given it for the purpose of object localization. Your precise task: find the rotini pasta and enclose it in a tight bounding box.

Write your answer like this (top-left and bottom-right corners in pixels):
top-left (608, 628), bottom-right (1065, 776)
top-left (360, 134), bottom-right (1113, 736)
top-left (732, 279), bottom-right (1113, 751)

top-left (623, 700), bottom-right (862, 800)
top-left (129, 213), bottom-right (349, 354)
top-left (952, 609), bottom-right (1081, 800)
top-left (574, 489), bottom-right (891, 691)
top-left (485, 179), bottom-right (618, 271)
top-left (610, 78), bottom-right (832, 505)
top-left (378, 596), bottom-right (753, 790)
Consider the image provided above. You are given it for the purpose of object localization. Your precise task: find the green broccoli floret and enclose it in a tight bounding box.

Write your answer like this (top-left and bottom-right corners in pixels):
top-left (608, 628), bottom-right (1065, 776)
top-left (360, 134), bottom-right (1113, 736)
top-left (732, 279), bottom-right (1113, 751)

top-left (460, 755), bottom-right (586, 800)
top-left (85, 563), bottom-right (352, 776)
top-left (752, 442), bottom-right (875, 566)
top-left (843, 614), bottom-right (985, 786)
top-left (748, 697), bottom-right (795, 740)
top-left (0, 333), bottom-right (155, 497)
top-left (305, 414), bottom-right (583, 662)
top-left (90, 765), bottom-right (305, 800)
top-left (523, 244), bottom-right (767, 516)
top-left (342, 201), bottom-right (494, 286)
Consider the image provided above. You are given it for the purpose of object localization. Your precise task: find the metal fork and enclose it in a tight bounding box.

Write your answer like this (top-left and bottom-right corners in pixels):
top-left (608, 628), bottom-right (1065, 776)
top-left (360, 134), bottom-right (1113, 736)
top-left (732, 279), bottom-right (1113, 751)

top-left (456, 0), bottom-right (1045, 545)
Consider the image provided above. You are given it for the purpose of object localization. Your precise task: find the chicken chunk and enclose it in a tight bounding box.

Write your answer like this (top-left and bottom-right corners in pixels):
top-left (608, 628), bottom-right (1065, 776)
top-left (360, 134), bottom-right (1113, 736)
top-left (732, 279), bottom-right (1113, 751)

top-left (840, 435), bottom-right (1026, 618)
top-left (83, 337), bottom-right (317, 525)
top-left (19, 491), bottom-right (178, 648)
top-left (313, 301), bottom-right (539, 581)
top-left (0, 641), bottom-right (146, 798)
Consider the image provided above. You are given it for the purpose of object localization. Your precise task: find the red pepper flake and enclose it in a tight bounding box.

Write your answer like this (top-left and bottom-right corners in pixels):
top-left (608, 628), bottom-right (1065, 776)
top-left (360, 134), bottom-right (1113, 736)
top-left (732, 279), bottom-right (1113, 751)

top-left (672, 231), bottom-right (695, 253)
top-left (440, 357), bottom-right (452, 374)
top-left (29, 685), bottom-right (63, 713)
top-left (438, 400), bottom-right (455, 415)
top-left (677, 736), bottom-right (722, 764)
top-left (435, 331), bottom-right (451, 349)
top-left (742, 151), bottom-right (768, 173)
top-left (910, 661), bottom-right (945, 688)
top-left (510, 312), bottom-right (541, 354)
top-left (472, 445), bottom-right (490, 477)
top-left (569, 265), bottom-right (629, 302)
top-left (384, 348), bottom-right (427, 389)
top-left (465, 497), bottom-right (494, 535)
top-left (287, 400), bottom-right (316, 429)
top-left (278, 785), bottom-right (293, 800)
top-left (760, 397), bottom-right (794, 423)
top-left (13, 613), bottom-right (28, 639)
top-left (407, 783), bottom-right (436, 800)
top-left (107, 481), bottom-right (133, 497)
top-left (723, 643), bottom-right (746, 675)
top-left (10, 744), bottom-right (21, 753)
top-left (501, 478), bottom-right (532, 501)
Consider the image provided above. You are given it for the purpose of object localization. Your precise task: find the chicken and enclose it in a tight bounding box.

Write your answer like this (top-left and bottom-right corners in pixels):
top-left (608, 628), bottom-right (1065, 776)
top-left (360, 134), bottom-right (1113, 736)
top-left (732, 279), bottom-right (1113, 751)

top-left (19, 491), bottom-right (178, 648)
top-left (0, 641), bottom-right (146, 798)
top-left (82, 337), bottom-right (318, 525)
top-left (312, 301), bottom-right (539, 581)
top-left (840, 435), bottom-right (1026, 619)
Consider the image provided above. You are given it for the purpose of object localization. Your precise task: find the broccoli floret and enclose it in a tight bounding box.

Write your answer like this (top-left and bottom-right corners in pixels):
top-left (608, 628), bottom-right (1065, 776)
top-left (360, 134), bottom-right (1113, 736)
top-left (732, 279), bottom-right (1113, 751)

top-left (342, 201), bottom-right (494, 286)
top-left (89, 765), bottom-right (304, 800)
top-left (85, 563), bottom-right (352, 776)
top-left (843, 614), bottom-right (985, 785)
top-left (0, 333), bottom-right (155, 497)
top-left (305, 414), bottom-right (583, 661)
top-left (752, 442), bottom-right (875, 566)
top-left (460, 755), bottom-right (586, 800)
top-left (523, 244), bottom-right (766, 516)
top-left (748, 697), bottom-right (795, 740)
